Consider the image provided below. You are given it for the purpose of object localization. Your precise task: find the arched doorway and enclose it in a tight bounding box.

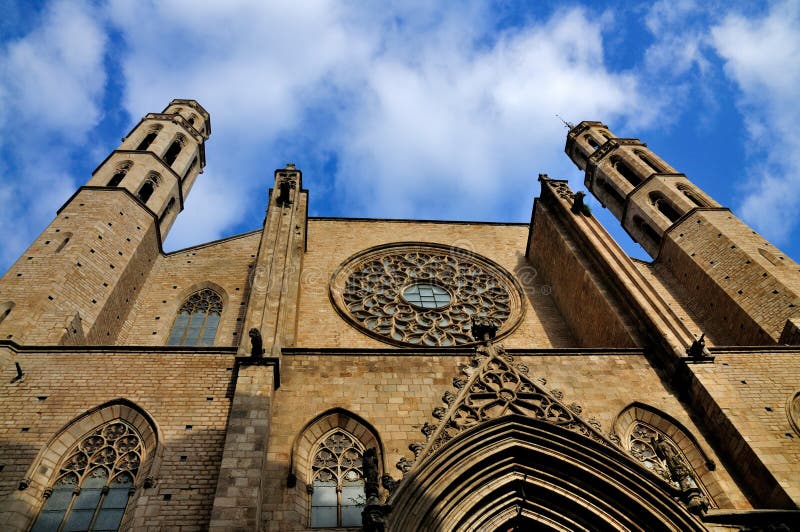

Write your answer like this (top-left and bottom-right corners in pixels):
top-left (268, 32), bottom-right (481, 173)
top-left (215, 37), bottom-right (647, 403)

top-left (388, 415), bottom-right (705, 531)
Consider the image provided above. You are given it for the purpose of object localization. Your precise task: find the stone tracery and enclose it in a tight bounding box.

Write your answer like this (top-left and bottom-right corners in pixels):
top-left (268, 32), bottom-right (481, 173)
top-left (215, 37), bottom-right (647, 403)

top-left (330, 243), bottom-right (524, 347)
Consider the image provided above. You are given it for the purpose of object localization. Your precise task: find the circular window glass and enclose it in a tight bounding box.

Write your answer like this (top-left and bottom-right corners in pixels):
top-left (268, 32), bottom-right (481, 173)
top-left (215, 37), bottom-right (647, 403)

top-left (402, 284), bottom-right (452, 309)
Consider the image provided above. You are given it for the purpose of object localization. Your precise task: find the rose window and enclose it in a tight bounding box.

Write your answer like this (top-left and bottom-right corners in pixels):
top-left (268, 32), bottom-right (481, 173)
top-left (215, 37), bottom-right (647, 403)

top-left (330, 243), bottom-right (524, 347)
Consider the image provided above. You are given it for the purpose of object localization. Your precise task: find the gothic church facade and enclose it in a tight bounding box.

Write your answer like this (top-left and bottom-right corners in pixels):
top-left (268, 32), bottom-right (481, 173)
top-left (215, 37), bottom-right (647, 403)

top-left (0, 100), bottom-right (798, 531)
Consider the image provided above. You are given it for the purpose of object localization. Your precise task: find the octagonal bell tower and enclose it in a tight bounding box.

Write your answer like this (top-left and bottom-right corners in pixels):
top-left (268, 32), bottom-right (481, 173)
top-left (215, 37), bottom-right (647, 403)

top-left (0, 100), bottom-right (211, 345)
top-left (565, 121), bottom-right (800, 346)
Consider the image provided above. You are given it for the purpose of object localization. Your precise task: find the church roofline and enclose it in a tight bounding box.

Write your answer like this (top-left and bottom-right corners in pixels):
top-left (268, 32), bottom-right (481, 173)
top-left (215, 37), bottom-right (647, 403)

top-left (308, 216), bottom-right (528, 226)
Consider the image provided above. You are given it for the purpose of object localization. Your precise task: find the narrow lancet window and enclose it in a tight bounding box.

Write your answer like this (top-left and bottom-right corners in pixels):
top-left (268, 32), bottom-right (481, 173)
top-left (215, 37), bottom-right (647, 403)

top-left (137, 181), bottom-right (154, 204)
top-left (163, 136), bottom-right (185, 166)
top-left (612, 157), bottom-right (643, 187)
top-left (135, 127), bottom-right (161, 151)
top-left (107, 162), bottom-right (131, 187)
top-left (650, 192), bottom-right (682, 223)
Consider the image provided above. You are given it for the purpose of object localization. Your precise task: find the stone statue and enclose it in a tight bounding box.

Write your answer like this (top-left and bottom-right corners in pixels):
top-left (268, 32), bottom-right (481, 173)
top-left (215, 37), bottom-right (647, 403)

top-left (361, 448), bottom-right (389, 532)
top-left (651, 435), bottom-right (708, 515)
top-left (248, 328), bottom-right (264, 357)
top-left (363, 448), bottom-right (380, 503)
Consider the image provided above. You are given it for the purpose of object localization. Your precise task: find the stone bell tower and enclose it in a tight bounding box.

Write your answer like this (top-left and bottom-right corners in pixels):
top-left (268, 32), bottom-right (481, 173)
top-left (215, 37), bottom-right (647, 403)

top-left (0, 99), bottom-right (211, 346)
top-left (565, 121), bottom-right (800, 346)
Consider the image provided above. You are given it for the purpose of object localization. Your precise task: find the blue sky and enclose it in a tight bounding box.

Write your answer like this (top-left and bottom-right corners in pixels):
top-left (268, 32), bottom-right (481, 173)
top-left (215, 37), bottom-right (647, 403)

top-left (1, 0), bottom-right (799, 276)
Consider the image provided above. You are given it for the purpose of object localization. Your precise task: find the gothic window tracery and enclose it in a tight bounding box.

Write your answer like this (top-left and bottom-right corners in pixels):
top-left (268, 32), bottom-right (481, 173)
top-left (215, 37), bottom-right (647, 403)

top-left (310, 429), bottom-right (365, 528)
top-left (167, 288), bottom-right (223, 346)
top-left (626, 421), bottom-right (713, 506)
top-left (30, 420), bottom-right (143, 532)
top-left (635, 150), bottom-right (665, 173)
top-left (628, 422), bottom-right (679, 485)
top-left (329, 244), bottom-right (524, 347)
top-left (676, 183), bottom-right (710, 208)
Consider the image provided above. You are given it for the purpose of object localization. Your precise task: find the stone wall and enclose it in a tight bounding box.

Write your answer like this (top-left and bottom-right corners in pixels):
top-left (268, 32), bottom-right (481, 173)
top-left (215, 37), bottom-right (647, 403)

top-left (0, 346), bottom-right (235, 531)
top-left (259, 349), bottom-right (749, 530)
top-left (296, 219), bottom-right (575, 350)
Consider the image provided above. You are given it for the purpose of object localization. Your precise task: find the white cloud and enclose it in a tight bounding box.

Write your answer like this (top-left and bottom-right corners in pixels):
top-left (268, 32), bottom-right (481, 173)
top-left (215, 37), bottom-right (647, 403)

top-left (0, 1), bottom-right (107, 135)
top-left (711, 0), bottom-right (800, 242)
top-left (105, 2), bottom-right (648, 251)
top-left (333, 7), bottom-right (641, 221)
top-left (0, 0), bottom-right (108, 268)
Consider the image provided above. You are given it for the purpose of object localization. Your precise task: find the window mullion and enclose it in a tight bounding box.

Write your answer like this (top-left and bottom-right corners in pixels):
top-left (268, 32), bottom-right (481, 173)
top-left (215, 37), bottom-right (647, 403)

top-left (197, 311), bottom-right (209, 346)
top-left (336, 483), bottom-right (343, 527)
top-left (87, 487), bottom-right (109, 532)
top-left (57, 487), bottom-right (80, 532)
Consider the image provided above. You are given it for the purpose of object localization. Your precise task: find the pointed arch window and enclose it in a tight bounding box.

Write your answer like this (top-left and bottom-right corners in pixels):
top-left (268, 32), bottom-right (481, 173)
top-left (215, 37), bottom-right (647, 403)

top-left (167, 288), bottom-right (223, 346)
top-left (633, 215), bottom-right (661, 245)
top-left (636, 150), bottom-right (664, 173)
top-left (137, 173), bottom-right (160, 204)
top-left (677, 183), bottom-right (709, 208)
top-left (649, 192), bottom-right (682, 224)
top-left (107, 162), bottom-right (132, 187)
top-left (597, 178), bottom-right (625, 207)
top-left (584, 134), bottom-right (600, 150)
top-left (163, 135), bottom-right (185, 167)
top-left (310, 429), bottom-right (366, 528)
top-left (135, 126), bottom-right (161, 151)
top-left (611, 156), bottom-right (643, 187)
top-left (627, 421), bottom-right (713, 505)
top-left (30, 420), bottom-right (142, 532)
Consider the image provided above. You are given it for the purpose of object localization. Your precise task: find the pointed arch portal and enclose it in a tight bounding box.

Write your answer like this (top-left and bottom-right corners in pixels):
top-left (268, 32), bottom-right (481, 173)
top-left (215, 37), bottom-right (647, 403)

top-left (388, 415), bottom-right (704, 531)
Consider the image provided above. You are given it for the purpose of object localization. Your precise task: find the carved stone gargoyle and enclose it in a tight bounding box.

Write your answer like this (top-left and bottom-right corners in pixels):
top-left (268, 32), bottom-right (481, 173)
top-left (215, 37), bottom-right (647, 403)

top-left (248, 328), bottom-right (264, 357)
top-left (686, 333), bottom-right (712, 360)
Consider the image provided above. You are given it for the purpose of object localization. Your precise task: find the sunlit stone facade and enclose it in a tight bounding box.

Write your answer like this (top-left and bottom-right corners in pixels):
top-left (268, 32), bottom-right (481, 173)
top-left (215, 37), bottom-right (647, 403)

top-left (1, 102), bottom-right (798, 531)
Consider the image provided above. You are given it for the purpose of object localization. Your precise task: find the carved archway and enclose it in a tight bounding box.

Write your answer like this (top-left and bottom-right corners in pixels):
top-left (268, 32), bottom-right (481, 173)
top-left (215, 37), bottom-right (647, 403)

top-left (388, 415), bottom-right (705, 531)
